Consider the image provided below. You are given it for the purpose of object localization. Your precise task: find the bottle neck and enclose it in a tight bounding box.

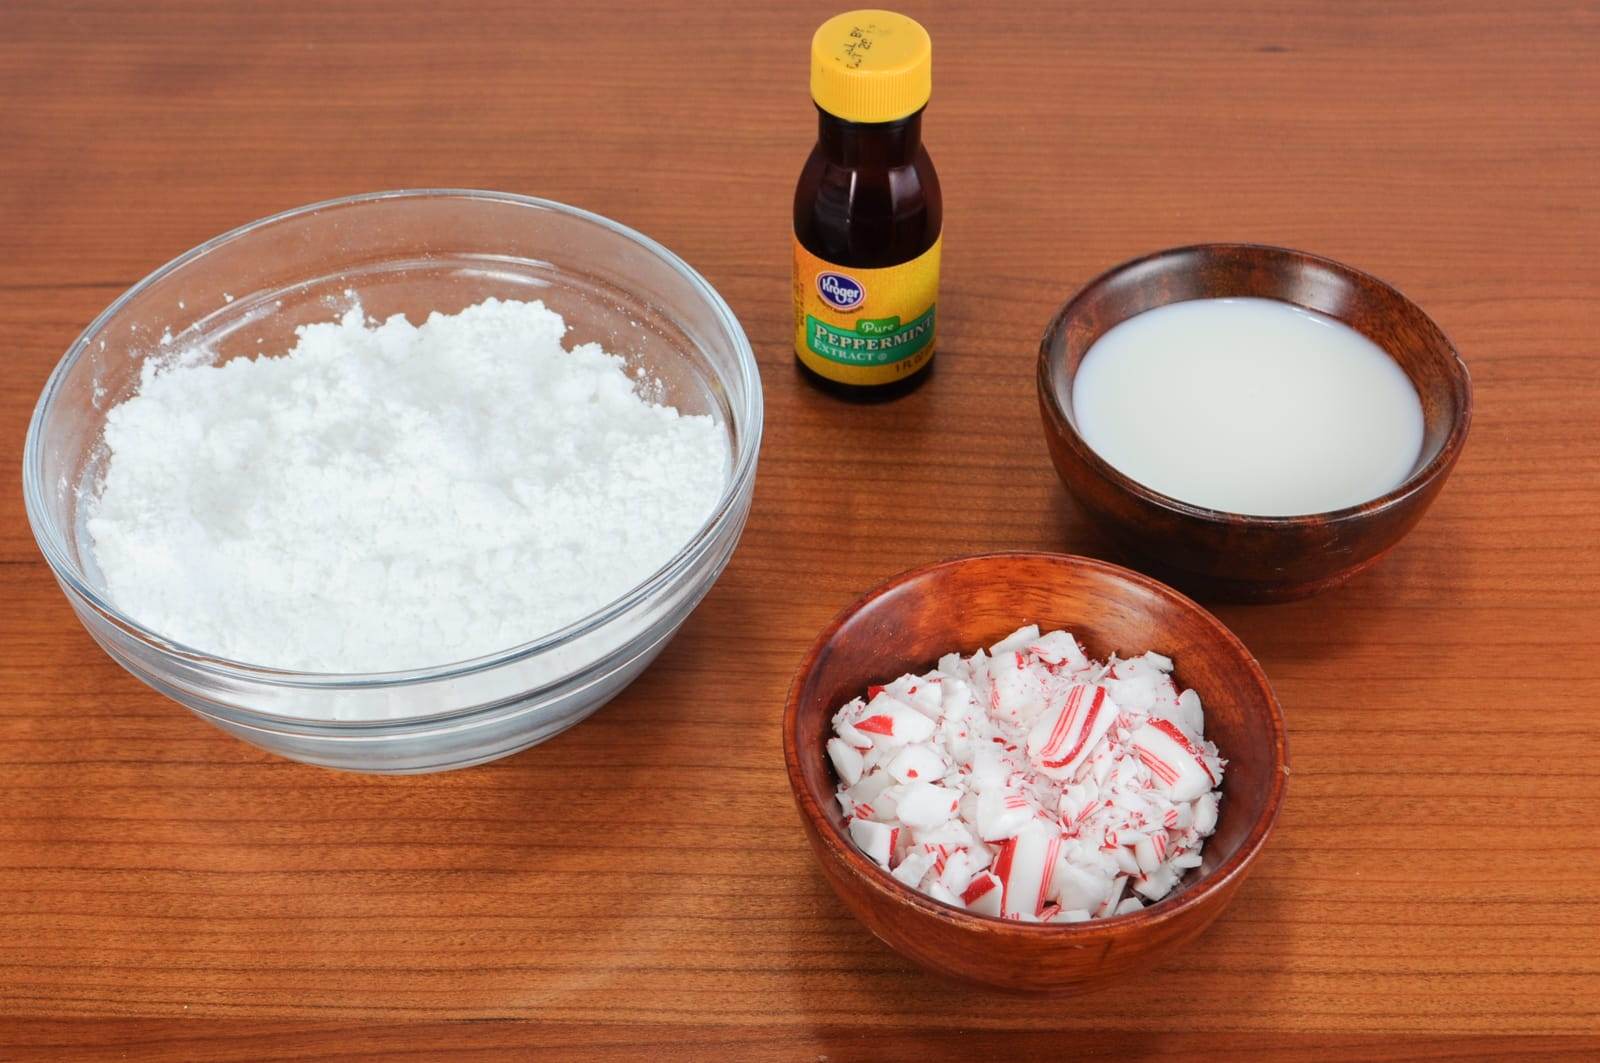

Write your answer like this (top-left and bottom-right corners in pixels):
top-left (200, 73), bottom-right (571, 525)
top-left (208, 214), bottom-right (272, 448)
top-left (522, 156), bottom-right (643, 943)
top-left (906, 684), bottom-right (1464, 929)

top-left (815, 106), bottom-right (923, 167)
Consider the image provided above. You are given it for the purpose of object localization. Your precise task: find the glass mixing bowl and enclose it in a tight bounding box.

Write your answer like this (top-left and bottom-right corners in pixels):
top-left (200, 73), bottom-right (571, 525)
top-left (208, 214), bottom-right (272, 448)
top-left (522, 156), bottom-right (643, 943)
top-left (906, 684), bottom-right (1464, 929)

top-left (22, 190), bottom-right (762, 773)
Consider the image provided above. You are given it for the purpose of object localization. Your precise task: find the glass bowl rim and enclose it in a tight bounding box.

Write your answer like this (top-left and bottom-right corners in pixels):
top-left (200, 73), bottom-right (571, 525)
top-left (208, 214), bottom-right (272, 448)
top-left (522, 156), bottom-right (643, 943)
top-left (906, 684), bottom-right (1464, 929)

top-left (21, 188), bottom-right (763, 692)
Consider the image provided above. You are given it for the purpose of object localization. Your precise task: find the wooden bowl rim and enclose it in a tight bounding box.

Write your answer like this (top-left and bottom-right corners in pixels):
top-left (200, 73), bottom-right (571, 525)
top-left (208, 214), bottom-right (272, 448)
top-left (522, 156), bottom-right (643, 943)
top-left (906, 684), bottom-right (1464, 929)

top-left (781, 550), bottom-right (1289, 939)
top-left (1036, 242), bottom-right (1474, 528)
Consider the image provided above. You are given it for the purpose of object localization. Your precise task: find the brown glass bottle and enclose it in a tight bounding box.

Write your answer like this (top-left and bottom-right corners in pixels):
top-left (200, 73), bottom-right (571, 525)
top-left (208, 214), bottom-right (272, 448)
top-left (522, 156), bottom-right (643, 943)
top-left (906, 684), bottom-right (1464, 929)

top-left (793, 106), bottom-right (943, 401)
top-left (794, 10), bottom-right (941, 401)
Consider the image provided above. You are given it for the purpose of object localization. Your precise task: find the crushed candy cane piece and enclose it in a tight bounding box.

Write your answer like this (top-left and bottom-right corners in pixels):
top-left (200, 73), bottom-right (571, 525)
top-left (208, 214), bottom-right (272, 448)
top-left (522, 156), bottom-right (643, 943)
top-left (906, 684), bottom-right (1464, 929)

top-left (1130, 718), bottom-right (1218, 802)
top-left (975, 787), bottom-right (1036, 841)
top-left (893, 781), bottom-right (958, 830)
top-left (829, 625), bottom-right (1226, 922)
top-left (886, 742), bottom-right (945, 784)
top-left (892, 848), bottom-right (937, 888)
top-left (989, 624), bottom-right (1040, 655)
top-left (1028, 684), bottom-right (1117, 780)
top-left (826, 738), bottom-right (864, 787)
top-left (993, 822), bottom-right (1060, 920)
top-left (961, 870), bottom-right (1003, 917)
top-left (848, 818), bottom-right (897, 867)
top-left (853, 693), bottom-right (938, 746)
top-left (1027, 629), bottom-right (1089, 671)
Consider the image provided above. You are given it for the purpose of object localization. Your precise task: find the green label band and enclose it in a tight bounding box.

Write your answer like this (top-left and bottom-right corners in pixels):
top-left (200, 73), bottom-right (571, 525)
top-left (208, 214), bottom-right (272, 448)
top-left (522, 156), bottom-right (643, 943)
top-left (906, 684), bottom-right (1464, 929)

top-left (806, 305), bottom-right (936, 366)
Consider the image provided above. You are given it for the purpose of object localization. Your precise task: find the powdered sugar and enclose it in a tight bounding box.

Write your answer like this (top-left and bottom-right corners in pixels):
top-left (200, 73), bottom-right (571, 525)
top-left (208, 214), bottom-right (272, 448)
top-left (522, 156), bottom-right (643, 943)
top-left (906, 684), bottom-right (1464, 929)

top-left (828, 625), bottom-right (1225, 921)
top-left (86, 298), bottom-right (728, 674)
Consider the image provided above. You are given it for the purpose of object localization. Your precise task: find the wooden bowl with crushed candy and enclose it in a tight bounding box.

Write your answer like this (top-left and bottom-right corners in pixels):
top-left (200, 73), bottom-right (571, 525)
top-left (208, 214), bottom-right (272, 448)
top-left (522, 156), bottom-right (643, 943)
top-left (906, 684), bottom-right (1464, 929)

top-left (781, 552), bottom-right (1288, 994)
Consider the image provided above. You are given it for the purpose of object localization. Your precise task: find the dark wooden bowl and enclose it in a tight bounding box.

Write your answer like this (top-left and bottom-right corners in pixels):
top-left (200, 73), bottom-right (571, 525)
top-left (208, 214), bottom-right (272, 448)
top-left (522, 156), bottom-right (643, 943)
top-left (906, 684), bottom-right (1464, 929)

top-left (1037, 243), bottom-right (1473, 602)
top-left (781, 552), bottom-right (1288, 994)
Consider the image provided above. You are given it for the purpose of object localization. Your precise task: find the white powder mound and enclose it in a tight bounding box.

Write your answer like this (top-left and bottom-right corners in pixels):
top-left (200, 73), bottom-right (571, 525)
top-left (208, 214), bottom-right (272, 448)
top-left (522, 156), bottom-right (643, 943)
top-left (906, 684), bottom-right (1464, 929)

top-left (86, 298), bottom-right (729, 673)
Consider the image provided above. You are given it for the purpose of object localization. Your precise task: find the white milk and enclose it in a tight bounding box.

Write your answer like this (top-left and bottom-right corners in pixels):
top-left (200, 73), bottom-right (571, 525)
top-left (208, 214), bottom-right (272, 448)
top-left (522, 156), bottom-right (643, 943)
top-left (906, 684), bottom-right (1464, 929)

top-left (1071, 297), bottom-right (1424, 516)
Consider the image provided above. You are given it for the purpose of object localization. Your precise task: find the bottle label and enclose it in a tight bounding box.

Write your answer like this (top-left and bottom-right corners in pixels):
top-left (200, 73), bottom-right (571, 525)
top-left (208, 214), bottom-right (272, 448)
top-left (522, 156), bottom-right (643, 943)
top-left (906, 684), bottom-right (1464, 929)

top-left (793, 235), bottom-right (941, 386)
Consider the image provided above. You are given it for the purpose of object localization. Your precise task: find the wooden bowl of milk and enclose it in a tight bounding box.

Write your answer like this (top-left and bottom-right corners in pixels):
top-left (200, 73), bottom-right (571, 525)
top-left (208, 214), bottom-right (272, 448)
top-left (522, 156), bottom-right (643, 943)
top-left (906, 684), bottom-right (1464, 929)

top-left (1037, 243), bottom-right (1472, 602)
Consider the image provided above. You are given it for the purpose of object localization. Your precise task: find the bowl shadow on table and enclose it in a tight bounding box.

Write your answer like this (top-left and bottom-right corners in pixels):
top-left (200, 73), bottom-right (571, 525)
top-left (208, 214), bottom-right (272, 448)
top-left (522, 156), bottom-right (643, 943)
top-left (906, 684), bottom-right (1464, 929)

top-left (431, 578), bottom-right (780, 1009)
top-left (1049, 479), bottom-right (1414, 666)
top-left (149, 615), bottom-right (746, 1016)
top-left (781, 836), bottom-right (1296, 1027)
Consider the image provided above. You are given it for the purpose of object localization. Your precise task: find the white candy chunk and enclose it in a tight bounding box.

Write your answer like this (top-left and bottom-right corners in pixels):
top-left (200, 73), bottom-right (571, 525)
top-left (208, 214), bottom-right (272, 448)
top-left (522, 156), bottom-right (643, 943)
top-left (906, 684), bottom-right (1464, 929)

top-left (1114, 896), bottom-right (1145, 915)
top-left (1089, 748), bottom-right (1114, 787)
top-left (926, 879), bottom-right (962, 907)
top-left (995, 822), bottom-right (1059, 920)
top-left (1026, 629), bottom-right (1088, 671)
top-left (1149, 679), bottom-right (1180, 720)
top-left (989, 624), bottom-right (1040, 655)
top-left (968, 744), bottom-right (1010, 792)
top-left (833, 717), bottom-right (870, 751)
top-left (1112, 844), bottom-right (1141, 877)
top-left (1136, 864), bottom-right (1182, 901)
top-left (1170, 687), bottom-right (1205, 738)
top-left (1108, 669), bottom-right (1162, 715)
top-left (891, 848), bottom-right (936, 889)
top-left (975, 788), bottom-right (1035, 842)
top-left (1096, 874), bottom-right (1129, 918)
top-left (1193, 791), bottom-right (1220, 835)
top-left (848, 818), bottom-right (897, 867)
top-left (831, 696), bottom-right (866, 731)
top-left (1051, 908), bottom-right (1092, 923)
top-left (843, 771), bottom-right (896, 822)
top-left (987, 650), bottom-right (1048, 726)
top-left (1110, 789), bottom-right (1155, 824)
top-left (845, 769), bottom-right (892, 805)
top-left (1108, 755), bottom-right (1145, 794)
top-left (1130, 719), bottom-right (1217, 802)
top-left (826, 738), bottom-right (863, 787)
top-left (1172, 850), bottom-right (1204, 870)
top-left (884, 673), bottom-right (944, 719)
top-left (1057, 781), bottom-right (1102, 826)
top-left (1028, 684), bottom-right (1117, 780)
top-left (961, 870), bottom-right (1003, 916)
top-left (1143, 650), bottom-right (1174, 672)
top-left (1132, 831), bottom-right (1168, 875)
top-left (937, 651), bottom-right (966, 677)
top-left (864, 793), bottom-right (899, 824)
top-left (939, 676), bottom-right (975, 713)
top-left (941, 717), bottom-right (978, 764)
top-left (965, 652), bottom-right (993, 708)
top-left (893, 781), bottom-right (958, 830)
top-left (886, 742), bottom-right (945, 784)
top-left (856, 692), bottom-right (936, 747)
top-left (939, 846), bottom-right (986, 896)
top-left (913, 818), bottom-right (979, 852)
top-left (1050, 858), bottom-right (1113, 911)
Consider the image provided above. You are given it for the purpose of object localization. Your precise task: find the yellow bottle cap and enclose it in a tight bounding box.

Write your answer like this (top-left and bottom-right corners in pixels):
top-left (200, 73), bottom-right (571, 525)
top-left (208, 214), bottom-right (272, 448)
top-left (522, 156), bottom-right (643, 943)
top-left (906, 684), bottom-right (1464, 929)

top-left (810, 10), bottom-right (932, 124)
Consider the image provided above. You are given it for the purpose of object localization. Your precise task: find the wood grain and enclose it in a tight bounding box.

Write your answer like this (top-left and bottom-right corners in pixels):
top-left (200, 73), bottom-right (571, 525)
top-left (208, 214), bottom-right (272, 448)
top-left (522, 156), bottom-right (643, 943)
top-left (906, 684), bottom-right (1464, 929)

top-left (2, 0), bottom-right (1597, 1057)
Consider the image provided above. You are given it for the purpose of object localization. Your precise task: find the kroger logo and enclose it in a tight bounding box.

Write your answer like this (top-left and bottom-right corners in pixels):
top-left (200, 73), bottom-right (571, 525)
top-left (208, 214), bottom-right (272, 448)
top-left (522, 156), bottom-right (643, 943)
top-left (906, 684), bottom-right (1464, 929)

top-left (816, 271), bottom-right (866, 311)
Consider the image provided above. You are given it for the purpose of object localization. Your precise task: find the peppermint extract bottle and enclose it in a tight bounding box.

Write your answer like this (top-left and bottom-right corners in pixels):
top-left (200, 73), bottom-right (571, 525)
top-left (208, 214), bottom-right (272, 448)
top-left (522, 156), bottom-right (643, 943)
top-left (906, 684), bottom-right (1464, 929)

top-left (793, 10), bottom-right (942, 401)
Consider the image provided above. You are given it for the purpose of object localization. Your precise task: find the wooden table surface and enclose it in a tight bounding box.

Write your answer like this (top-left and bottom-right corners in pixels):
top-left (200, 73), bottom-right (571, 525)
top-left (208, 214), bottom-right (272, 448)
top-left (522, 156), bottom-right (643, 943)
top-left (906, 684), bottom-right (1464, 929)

top-left (3, 1), bottom-right (1597, 1058)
